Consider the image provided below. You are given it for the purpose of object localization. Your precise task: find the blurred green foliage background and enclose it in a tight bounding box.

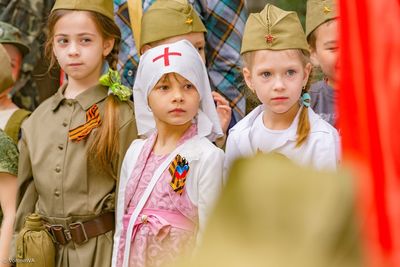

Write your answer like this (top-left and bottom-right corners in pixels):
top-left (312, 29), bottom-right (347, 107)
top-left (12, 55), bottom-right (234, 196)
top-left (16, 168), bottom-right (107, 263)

top-left (246, 0), bottom-right (306, 28)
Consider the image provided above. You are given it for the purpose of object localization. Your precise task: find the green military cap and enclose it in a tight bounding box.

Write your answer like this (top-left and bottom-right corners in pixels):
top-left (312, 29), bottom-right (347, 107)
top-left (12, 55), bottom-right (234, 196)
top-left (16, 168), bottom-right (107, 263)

top-left (0, 44), bottom-right (14, 94)
top-left (306, 0), bottom-right (337, 39)
top-left (241, 4), bottom-right (309, 55)
top-left (0, 21), bottom-right (30, 57)
top-left (177, 154), bottom-right (362, 267)
top-left (140, 0), bottom-right (206, 49)
top-left (51, 0), bottom-right (114, 21)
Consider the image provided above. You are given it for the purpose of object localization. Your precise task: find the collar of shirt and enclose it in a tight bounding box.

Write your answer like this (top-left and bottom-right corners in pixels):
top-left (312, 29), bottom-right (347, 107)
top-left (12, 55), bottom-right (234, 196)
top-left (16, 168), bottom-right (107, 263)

top-left (51, 83), bottom-right (108, 111)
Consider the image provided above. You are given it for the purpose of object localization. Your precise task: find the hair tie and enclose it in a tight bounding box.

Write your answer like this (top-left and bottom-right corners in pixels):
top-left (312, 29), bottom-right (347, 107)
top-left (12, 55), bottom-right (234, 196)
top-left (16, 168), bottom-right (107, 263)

top-left (301, 92), bottom-right (311, 108)
top-left (99, 69), bottom-right (132, 101)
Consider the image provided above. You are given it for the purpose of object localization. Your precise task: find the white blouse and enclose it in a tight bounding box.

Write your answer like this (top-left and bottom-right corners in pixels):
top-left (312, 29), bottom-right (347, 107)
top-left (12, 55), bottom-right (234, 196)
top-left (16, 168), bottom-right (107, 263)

top-left (224, 105), bottom-right (340, 176)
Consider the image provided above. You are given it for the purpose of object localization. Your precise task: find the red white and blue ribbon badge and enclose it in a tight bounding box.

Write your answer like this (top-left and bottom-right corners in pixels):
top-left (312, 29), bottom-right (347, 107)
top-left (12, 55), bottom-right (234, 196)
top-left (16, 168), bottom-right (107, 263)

top-left (168, 154), bottom-right (190, 195)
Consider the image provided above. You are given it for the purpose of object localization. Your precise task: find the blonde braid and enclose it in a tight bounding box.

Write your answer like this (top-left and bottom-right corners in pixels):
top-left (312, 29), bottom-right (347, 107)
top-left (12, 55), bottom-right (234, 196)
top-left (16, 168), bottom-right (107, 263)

top-left (295, 67), bottom-right (313, 147)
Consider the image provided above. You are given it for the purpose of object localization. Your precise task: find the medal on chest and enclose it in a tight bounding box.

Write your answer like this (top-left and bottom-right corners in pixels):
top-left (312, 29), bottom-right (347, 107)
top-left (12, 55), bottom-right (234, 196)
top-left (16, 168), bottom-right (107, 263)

top-left (169, 154), bottom-right (189, 195)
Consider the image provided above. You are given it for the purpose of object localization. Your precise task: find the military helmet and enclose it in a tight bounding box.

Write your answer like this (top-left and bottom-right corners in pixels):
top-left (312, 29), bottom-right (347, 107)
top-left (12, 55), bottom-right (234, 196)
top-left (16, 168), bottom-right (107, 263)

top-left (0, 21), bottom-right (30, 57)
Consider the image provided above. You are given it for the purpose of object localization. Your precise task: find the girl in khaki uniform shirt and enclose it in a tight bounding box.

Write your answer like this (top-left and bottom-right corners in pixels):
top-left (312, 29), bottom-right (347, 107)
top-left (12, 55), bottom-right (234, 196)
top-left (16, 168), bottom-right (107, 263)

top-left (13, 1), bottom-right (138, 266)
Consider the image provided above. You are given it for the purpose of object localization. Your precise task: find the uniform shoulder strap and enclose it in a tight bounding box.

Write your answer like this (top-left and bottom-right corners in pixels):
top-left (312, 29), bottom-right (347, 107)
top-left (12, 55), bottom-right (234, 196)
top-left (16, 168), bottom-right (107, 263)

top-left (4, 109), bottom-right (31, 143)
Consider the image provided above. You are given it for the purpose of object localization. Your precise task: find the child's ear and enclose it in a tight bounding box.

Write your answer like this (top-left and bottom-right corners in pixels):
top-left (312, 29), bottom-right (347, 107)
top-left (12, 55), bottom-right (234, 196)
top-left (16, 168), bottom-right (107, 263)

top-left (309, 46), bottom-right (320, 67)
top-left (303, 63), bottom-right (313, 85)
top-left (103, 38), bottom-right (115, 57)
top-left (243, 67), bottom-right (255, 92)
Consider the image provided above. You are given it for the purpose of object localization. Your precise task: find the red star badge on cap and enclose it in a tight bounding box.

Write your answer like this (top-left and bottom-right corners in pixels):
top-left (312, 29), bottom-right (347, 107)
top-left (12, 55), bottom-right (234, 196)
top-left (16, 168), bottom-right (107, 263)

top-left (265, 34), bottom-right (274, 44)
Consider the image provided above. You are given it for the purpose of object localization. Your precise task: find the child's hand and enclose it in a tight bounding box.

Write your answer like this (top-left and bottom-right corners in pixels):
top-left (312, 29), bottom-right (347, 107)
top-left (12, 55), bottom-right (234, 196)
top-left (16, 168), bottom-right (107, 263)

top-left (212, 91), bottom-right (231, 135)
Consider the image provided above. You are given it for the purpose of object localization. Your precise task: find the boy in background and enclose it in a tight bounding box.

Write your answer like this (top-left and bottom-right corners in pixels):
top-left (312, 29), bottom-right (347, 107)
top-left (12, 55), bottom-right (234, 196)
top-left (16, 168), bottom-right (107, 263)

top-left (306, 0), bottom-right (338, 127)
top-left (0, 22), bottom-right (31, 142)
top-left (139, 0), bottom-right (232, 146)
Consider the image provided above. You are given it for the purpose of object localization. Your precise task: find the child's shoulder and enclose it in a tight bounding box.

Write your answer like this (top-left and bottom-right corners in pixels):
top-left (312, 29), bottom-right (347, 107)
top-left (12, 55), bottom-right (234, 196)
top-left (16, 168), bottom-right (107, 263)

top-left (181, 137), bottom-right (224, 169)
top-left (229, 105), bottom-right (263, 135)
top-left (34, 93), bottom-right (57, 112)
top-left (186, 136), bottom-right (223, 156)
top-left (226, 105), bottom-right (263, 147)
top-left (118, 99), bottom-right (134, 112)
top-left (126, 137), bottom-right (146, 154)
top-left (22, 94), bottom-right (58, 128)
top-left (199, 137), bottom-right (223, 152)
top-left (117, 99), bottom-right (135, 125)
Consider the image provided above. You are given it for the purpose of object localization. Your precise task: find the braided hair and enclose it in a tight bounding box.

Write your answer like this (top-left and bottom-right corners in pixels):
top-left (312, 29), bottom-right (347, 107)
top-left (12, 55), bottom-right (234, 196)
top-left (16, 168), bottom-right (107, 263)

top-left (45, 10), bottom-right (124, 177)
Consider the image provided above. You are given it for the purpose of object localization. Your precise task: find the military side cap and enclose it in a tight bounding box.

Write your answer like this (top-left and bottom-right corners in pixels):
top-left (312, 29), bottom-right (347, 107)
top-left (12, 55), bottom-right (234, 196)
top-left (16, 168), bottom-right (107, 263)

top-left (51, 0), bottom-right (114, 21)
top-left (179, 154), bottom-right (362, 267)
top-left (0, 22), bottom-right (30, 57)
top-left (140, 0), bottom-right (206, 49)
top-left (306, 0), bottom-right (337, 39)
top-left (241, 4), bottom-right (309, 55)
top-left (0, 44), bottom-right (14, 94)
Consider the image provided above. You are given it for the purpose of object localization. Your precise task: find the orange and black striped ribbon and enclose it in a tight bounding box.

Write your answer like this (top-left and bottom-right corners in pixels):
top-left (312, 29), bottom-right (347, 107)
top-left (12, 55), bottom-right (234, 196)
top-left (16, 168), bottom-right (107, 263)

top-left (69, 104), bottom-right (101, 142)
top-left (169, 154), bottom-right (189, 195)
top-left (169, 155), bottom-right (181, 177)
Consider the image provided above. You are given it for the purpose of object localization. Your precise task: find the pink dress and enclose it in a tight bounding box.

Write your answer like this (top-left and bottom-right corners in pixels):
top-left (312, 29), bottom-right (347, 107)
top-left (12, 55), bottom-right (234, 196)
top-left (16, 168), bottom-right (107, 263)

top-left (116, 125), bottom-right (199, 267)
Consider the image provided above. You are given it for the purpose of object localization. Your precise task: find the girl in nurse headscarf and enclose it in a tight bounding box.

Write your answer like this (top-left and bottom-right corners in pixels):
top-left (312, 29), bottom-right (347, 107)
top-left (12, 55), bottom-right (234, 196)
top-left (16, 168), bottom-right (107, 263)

top-left (112, 40), bottom-right (224, 267)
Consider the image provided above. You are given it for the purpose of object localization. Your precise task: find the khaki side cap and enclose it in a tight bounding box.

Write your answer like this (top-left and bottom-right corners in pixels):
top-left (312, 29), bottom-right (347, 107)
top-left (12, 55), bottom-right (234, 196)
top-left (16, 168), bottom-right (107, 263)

top-left (241, 4), bottom-right (309, 55)
top-left (140, 0), bottom-right (206, 49)
top-left (51, 0), bottom-right (114, 21)
top-left (305, 0), bottom-right (338, 39)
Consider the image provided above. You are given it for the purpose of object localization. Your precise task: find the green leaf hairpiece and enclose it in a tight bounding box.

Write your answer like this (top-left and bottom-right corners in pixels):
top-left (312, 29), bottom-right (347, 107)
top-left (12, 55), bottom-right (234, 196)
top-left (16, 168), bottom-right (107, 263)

top-left (99, 69), bottom-right (132, 101)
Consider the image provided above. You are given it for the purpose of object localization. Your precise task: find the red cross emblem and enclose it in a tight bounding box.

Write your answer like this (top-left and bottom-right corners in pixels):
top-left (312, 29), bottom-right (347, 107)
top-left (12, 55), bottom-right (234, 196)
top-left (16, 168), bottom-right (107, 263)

top-left (152, 47), bottom-right (182, 66)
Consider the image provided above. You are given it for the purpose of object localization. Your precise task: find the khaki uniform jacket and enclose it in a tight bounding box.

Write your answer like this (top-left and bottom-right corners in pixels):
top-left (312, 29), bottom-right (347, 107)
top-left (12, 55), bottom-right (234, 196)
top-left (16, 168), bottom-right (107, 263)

top-left (14, 84), bottom-right (138, 267)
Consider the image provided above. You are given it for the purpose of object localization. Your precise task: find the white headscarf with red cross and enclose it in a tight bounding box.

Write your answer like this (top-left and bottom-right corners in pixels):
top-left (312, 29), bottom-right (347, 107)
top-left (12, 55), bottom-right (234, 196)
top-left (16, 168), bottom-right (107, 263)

top-left (133, 40), bottom-right (223, 141)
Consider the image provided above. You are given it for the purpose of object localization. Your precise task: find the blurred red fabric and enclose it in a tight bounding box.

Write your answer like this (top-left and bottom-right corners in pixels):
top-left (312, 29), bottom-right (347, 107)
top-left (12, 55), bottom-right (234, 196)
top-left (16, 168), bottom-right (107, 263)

top-left (338, 0), bottom-right (400, 265)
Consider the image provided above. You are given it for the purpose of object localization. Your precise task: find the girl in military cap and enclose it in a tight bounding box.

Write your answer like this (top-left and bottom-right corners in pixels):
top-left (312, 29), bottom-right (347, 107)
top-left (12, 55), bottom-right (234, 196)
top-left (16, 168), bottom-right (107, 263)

top-left (13, 0), bottom-right (138, 266)
top-left (139, 0), bottom-right (232, 147)
top-left (224, 4), bottom-right (340, 174)
top-left (112, 40), bottom-right (224, 267)
top-left (306, 0), bottom-right (339, 127)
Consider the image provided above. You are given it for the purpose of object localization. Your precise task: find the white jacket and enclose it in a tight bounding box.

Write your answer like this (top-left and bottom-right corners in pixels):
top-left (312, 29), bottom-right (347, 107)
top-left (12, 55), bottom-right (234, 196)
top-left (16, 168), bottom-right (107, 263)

top-left (224, 105), bottom-right (340, 176)
top-left (112, 136), bottom-right (224, 267)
